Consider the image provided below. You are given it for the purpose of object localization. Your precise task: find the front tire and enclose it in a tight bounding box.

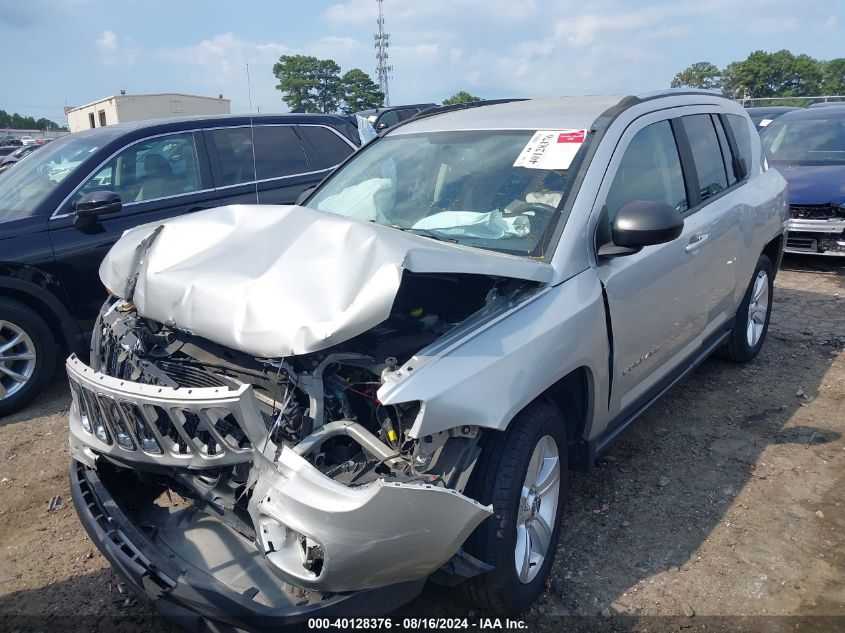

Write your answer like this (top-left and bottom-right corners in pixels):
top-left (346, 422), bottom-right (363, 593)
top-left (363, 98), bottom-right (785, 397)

top-left (715, 254), bottom-right (774, 363)
top-left (462, 401), bottom-right (567, 615)
top-left (0, 298), bottom-right (57, 417)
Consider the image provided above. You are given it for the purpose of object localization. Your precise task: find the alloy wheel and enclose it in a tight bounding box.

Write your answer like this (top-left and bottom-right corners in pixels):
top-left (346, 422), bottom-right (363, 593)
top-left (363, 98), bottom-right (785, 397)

top-left (514, 434), bottom-right (560, 584)
top-left (0, 320), bottom-right (37, 400)
top-left (746, 270), bottom-right (769, 347)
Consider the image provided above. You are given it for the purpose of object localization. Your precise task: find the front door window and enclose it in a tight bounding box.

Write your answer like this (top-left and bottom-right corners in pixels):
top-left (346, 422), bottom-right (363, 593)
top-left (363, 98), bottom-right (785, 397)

top-left (73, 132), bottom-right (201, 206)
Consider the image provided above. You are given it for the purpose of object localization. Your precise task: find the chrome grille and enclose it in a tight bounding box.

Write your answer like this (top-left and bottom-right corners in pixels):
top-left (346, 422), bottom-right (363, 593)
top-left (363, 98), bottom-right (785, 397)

top-left (789, 204), bottom-right (843, 220)
top-left (66, 355), bottom-right (266, 469)
top-left (786, 236), bottom-right (818, 252)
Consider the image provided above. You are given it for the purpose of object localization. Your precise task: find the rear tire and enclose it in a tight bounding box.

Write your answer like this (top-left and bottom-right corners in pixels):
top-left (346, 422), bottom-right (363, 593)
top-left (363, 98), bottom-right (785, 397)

top-left (0, 298), bottom-right (57, 417)
top-left (715, 254), bottom-right (774, 363)
top-left (462, 401), bottom-right (567, 615)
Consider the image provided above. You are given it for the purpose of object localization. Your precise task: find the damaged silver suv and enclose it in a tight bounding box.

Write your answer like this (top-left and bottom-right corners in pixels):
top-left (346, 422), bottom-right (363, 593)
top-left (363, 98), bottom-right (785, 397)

top-left (67, 91), bottom-right (788, 627)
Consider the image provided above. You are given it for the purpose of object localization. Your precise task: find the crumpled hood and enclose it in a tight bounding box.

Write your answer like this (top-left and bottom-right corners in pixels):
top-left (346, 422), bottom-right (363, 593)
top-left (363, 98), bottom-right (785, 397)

top-left (773, 163), bottom-right (845, 206)
top-left (100, 204), bottom-right (553, 357)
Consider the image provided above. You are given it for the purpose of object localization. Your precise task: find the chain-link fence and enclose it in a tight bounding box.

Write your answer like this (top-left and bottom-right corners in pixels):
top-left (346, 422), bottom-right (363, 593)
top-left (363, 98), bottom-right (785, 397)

top-left (739, 95), bottom-right (845, 108)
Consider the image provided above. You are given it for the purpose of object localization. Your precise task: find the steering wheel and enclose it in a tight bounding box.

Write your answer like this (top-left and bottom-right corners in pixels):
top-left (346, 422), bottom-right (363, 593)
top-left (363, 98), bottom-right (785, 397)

top-left (504, 201), bottom-right (558, 226)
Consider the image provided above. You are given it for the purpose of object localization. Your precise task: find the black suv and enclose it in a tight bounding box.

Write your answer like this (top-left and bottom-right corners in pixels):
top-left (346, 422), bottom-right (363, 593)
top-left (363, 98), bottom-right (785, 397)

top-left (356, 103), bottom-right (438, 131)
top-left (0, 113), bottom-right (364, 415)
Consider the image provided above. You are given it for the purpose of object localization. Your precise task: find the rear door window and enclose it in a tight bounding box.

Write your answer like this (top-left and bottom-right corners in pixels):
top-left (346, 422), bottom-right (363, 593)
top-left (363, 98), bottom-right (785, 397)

top-left (207, 128), bottom-right (256, 186)
top-left (252, 125), bottom-right (308, 180)
top-left (298, 126), bottom-right (355, 170)
top-left (681, 114), bottom-right (729, 201)
top-left (208, 125), bottom-right (308, 186)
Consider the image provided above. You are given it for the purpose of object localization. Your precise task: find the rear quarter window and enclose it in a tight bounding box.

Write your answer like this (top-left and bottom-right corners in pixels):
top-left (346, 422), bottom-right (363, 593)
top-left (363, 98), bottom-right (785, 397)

top-left (299, 126), bottom-right (354, 170)
top-left (726, 114), bottom-right (753, 177)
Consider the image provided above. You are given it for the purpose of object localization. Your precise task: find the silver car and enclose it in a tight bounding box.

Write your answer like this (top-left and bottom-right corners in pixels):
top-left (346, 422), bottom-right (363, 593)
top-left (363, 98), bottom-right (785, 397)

top-left (67, 90), bottom-right (787, 625)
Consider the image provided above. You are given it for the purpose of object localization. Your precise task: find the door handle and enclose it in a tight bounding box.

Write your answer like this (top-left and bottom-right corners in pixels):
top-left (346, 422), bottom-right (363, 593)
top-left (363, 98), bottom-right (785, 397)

top-left (187, 206), bottom-right (211, 213)
top-left (685, 233), bottom-right (709, 252)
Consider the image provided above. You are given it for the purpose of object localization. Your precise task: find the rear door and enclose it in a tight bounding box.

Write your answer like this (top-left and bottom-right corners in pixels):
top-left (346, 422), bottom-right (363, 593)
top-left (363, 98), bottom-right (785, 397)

top-left (674, 112), bottom-right (747, 325)
top-left (205, 125), bottom-right (317, 205)
top-left (47, 130), bottom-right (218, 332)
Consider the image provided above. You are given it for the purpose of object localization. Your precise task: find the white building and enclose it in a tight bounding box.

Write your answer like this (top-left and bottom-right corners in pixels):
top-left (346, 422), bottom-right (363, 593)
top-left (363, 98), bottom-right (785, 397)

top-left (66, 93), bottom-right (231, 133)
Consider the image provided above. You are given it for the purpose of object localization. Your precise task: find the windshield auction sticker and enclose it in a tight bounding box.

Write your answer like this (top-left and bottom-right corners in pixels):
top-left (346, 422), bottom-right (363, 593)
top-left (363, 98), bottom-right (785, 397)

top-left (513, 129), bottom-right (587, 170)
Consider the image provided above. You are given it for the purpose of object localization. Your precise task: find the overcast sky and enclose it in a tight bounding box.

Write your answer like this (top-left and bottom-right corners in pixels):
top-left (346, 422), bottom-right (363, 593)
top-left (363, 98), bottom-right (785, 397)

top-left (1, 0), bottom-right (842, 123)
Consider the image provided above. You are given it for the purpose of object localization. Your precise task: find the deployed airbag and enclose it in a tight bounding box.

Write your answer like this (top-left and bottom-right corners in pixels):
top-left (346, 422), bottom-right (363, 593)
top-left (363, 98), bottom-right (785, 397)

top-left (315, 177), bottom-right (394, 221)
top-left (413, 210), bottom-right (531, 239)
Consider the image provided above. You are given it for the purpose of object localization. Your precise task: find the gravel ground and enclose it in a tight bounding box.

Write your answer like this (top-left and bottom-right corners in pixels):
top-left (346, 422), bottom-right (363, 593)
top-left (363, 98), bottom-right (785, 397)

top-left (0, 255), bottom-right (843, 632)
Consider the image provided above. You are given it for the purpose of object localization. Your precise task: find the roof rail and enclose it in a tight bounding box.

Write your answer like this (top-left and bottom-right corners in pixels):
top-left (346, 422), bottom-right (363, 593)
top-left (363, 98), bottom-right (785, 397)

top-left (381, 98), bottom-right (530, 136)
top-left (636, 88), bottom-right (725, 100)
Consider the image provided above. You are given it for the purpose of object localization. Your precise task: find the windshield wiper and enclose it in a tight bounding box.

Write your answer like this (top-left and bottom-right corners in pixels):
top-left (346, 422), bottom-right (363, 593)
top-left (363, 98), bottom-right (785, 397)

top-left (389, 225), bottom-right (458, 243)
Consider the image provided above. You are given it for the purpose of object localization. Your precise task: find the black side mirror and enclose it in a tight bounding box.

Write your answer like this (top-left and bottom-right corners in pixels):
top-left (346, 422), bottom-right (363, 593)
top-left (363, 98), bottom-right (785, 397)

top-left (295, 186), bottom-right (317, 206)
top-left (75, 191), bottom-right (122, 217)
top-left (599, 201), bottom-right (684, 257)
top-left (613, 201), bottom-right (683, 247)
top-left (74, 191), bottom-right (122, 228)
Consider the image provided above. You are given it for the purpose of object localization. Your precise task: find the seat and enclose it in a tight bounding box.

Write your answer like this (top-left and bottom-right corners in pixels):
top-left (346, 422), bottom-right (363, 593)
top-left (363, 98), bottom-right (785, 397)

top-left (136, 154), bottom-right (176, 201)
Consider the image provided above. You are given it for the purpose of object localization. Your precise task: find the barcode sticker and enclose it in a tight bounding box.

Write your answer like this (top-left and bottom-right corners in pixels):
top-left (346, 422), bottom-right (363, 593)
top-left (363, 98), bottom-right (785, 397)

top-left (513, 129), bottom-right (587, 170)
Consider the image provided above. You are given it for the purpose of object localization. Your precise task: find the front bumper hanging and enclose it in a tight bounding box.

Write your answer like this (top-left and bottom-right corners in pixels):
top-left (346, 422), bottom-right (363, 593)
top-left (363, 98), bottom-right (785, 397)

top-left (67, 354), bottom-right (494, 624)
top-left (70, 459), bottom-right (427, 631)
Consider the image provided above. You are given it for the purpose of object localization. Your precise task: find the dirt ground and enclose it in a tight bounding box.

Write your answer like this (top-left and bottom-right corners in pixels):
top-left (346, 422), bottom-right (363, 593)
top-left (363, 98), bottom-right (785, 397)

top-left (0, 255), bottom-right (842, 632)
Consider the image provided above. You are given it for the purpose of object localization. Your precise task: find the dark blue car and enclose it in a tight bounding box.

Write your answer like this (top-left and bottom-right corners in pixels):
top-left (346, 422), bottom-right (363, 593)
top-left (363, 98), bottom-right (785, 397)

top-left (0, 113), bottom-right (366, 416)
top-left (760, 106), bottom-right (845, 256)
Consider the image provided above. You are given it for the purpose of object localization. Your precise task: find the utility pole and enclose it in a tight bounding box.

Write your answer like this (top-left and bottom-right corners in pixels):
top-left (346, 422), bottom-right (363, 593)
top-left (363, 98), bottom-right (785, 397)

top-left (374, 0), bottom-right (392, 106)
top-left (246, 63), bottom-right (253, 112)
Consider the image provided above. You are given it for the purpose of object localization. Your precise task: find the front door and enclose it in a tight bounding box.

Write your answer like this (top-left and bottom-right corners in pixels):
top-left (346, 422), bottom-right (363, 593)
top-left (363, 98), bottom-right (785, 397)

top-left (47, 131), bottom-right (218, 333)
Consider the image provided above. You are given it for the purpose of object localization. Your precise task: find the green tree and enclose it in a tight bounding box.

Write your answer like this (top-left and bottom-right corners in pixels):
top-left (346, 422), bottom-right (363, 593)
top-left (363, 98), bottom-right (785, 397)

top-left (719, 50), bottom-right (823, 98)
top-left (821, 58), bottom-right (845, 95)
top-left (272, 55), bottom-right (344, 113)
top-left (35, 118), bottom-right (60, 130)
top-left (442, 91), bottom-right (482, 105)
top-left (0, 109), bottom-right (59, 130)
top-left (340, 68), bottom-right (384, 113)
top-left (314, 59), bottom-right (342, 113)
top-left (670, 61), bottom-right (722, 90)
top-left (273, 55), bottom-right (322, 112)
top-left (720, 61), bottom-right (744, 99)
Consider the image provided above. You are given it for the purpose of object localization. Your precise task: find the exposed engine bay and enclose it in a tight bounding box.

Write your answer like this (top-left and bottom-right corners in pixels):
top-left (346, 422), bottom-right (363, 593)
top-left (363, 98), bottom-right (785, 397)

top-left (68, 270), bottom-right (537, 599)
top-left (90, 271), bottom-right (513, 478)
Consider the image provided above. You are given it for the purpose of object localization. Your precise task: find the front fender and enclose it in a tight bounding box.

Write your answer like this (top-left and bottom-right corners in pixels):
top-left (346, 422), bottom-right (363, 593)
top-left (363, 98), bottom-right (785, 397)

top-left (378, 270), bottom-right (609, 439)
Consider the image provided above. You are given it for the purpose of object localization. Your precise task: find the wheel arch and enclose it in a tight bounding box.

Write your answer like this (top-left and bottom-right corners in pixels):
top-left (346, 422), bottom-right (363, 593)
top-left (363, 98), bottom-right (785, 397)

top-left (762, 233), bottom-right (785, 277)
top-left (536, 365), bottom-right (593, 445)
top-left (0, 277), bottom-right (81, 354)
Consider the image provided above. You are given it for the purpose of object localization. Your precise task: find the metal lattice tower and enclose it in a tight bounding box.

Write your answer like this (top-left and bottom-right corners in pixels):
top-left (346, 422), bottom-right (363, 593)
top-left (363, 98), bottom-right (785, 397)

top-left (374, 0), bottom-right (392, 106)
